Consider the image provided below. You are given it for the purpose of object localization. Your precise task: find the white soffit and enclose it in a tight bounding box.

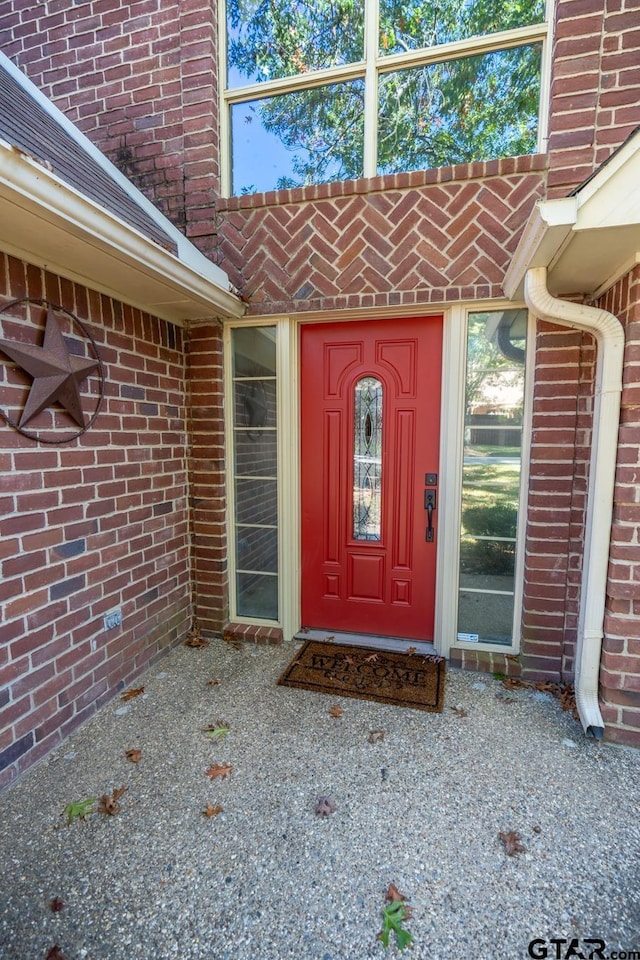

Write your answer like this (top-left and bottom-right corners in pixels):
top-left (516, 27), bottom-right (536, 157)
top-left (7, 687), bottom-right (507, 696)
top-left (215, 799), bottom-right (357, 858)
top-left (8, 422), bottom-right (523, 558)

top-left (0, 140), bottom-right (245, 324)
top-left (504, 129), bottom-right (640, 301)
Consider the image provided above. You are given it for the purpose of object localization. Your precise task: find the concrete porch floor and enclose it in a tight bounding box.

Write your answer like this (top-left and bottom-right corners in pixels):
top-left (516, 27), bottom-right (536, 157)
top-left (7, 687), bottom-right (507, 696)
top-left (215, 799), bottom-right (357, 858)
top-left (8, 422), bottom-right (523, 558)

top-left (0, 639), bottom-right (638, 960)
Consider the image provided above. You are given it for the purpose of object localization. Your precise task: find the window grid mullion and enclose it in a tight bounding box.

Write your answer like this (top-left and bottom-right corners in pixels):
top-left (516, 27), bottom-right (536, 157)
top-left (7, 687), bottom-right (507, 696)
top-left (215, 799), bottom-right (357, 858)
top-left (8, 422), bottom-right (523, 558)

top-left (374, 22), bottom-right (548, 75)
top-left (222, 23), bottom-right (547, 106)
top-left (218, 0), bottom-right (231, 197)
top-left (363, 0), bottom-right (379, 179)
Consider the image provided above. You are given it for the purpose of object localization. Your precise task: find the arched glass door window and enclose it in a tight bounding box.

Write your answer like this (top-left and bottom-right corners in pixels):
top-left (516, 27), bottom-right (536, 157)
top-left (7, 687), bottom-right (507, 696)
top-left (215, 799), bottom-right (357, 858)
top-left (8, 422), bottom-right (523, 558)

top-left (353, 375), bottom-right (383, 540)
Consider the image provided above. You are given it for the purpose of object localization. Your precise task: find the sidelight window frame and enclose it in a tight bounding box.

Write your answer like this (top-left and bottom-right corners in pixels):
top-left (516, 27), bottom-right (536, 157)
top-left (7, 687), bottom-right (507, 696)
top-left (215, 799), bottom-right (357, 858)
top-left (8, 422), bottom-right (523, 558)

top-left (435, 304), bottom-right (534, 656)
top-left (224, 318), bottom-right (297, 629)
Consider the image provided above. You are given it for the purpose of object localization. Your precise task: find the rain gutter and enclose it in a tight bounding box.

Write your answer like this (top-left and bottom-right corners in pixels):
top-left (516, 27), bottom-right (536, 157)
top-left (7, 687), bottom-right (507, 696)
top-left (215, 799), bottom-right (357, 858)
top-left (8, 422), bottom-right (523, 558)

top-left (524, 267), bottom-right (624, 738)
top-left (0, 139), bottom-right (245, 323)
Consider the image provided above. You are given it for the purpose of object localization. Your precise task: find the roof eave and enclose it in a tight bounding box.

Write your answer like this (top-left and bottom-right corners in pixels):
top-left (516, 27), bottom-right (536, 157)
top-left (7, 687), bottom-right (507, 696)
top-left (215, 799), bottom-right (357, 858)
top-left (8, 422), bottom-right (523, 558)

top-left (505, 129), bottom-right (640, 302)
top-left (0, 140), bottom-right (245, 324)
top-left (503, 198), bottom-right (577, 300)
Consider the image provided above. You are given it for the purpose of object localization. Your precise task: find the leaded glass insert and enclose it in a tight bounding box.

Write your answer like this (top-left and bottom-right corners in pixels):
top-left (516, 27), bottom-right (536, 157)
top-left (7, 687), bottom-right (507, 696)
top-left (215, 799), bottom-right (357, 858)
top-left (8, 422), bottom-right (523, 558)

top-left (353, 376), bottom-right (383, 540)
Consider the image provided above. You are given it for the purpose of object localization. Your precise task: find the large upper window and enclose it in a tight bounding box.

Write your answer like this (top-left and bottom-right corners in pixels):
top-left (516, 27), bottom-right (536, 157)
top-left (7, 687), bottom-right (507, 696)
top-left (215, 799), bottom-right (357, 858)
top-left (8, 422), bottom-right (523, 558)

top-left (222, 0), bottom-right (548, 195)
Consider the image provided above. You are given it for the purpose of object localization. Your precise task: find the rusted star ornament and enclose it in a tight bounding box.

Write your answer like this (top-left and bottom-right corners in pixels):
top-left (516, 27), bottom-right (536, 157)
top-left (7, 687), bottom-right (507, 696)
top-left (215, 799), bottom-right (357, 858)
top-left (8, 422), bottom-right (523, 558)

top-left (0, 305), bottom-right (99, 428)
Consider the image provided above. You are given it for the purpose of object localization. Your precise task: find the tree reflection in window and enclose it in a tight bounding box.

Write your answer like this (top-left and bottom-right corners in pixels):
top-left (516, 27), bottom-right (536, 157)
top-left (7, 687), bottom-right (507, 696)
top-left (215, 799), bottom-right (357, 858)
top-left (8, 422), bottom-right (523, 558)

top-left (225, 0), bottom-right (546, 194)
top-left (353, 376), bottom-right (383, 540)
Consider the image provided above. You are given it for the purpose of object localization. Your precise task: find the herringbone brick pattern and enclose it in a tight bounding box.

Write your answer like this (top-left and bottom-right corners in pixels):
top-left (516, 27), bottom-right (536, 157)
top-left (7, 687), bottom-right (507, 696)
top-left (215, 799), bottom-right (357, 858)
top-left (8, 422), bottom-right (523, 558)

top-left (216, 156), bottom-right (547, 314)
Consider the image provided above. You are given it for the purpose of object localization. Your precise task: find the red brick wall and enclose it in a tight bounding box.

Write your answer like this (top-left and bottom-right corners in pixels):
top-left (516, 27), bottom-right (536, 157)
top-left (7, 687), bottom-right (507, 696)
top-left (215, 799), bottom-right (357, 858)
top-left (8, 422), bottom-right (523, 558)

top-left (216, 157), bottom-right (547, 314)
top-left (0, 253), bottom-right (191, 788)
top-left (6, 1), bottom-right (640, 264)
top-left (597, 265), bottom-right (640, 746)
top-left (520, 323), bottom-right (596, 682)
top-left (547, 0), bottom-right (640, 197)
top-left (519, 267), bottom-right (640, 747)
top-left (0, 0), bottom-right (221, 258)
top-left (3, 0), bottom-right (640, 748)
top-left (186, 324), bottom-right (228, 635)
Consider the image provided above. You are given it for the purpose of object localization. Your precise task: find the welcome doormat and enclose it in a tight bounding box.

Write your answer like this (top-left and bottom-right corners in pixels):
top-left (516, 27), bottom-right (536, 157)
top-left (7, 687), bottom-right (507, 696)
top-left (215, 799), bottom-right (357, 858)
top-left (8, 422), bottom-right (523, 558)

top-left (278, 640), bottom-right (445, 712)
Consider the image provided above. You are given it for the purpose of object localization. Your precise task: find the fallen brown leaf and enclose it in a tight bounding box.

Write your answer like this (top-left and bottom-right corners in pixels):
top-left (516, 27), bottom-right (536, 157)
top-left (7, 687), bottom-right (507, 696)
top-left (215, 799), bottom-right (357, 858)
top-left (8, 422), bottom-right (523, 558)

top-left (325, 635), bottom-right (335, 642)
top-left (46, 948), bottom-right (65, 960)
top-left (50, 898), bottom-right (64, 913)
top-left (205, 762), bottom-right (233, 780)
top-left (125, 749), bottom-right (142, 763)
top-left (203, 803), bottom-right (223, 818)
top-left (368, 729), bottom-right (385, 744)
top-left (222, 630), bottom-right (243, 649)
top-left (206, 678), bottom-right (221, 686)
top-left (120, 687), bottom-right (144, 702)
top-left (405, 646), bottom-right (417, 656)
top-left (184, 620), bottom-right (209, 647)
top-left (501, 677), bottom-right (579, 719)
top-left (385, 883), bottom-right (406, 903)
top-left (315, 796), bottom-right (337, 816)
top-left (498, 829), bottom-right (526, 856)
top-left (450, 706), bottom-right (468, 718)
top-left (185, 635), bottom-right (209, 648)
top-left (495, 692), bottom-right (517, 703)
top-left (185, 618), bottom-right (206, 645)
top-left (98, 786), bottom-right (127, 816)
top-left (329, 705), bottom-right (343, 718)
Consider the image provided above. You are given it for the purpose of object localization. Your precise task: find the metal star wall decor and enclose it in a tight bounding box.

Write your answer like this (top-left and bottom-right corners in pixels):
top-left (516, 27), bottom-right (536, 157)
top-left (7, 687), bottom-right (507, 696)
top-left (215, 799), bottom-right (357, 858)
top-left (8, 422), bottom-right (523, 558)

top-left (0, 297), bottom-right (104, 443)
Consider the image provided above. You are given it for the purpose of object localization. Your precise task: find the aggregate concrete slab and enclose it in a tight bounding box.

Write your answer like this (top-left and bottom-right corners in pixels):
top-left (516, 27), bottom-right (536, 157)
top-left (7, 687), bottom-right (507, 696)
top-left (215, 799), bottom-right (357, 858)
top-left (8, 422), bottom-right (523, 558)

top-left (1, 640), bottom-right (638, 960)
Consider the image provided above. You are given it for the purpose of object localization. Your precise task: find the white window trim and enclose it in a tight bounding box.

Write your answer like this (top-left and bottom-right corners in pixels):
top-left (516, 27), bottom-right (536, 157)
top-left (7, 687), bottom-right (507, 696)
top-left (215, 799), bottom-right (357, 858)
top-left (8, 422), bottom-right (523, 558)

top-left (218, 0), bottom-right (551, 196)
top-left (224, 319), bottom-right (295, 632)
top-left (434, 304), bottom-right (466, 657)
top-left (223, 301), bottom-right (532, 656)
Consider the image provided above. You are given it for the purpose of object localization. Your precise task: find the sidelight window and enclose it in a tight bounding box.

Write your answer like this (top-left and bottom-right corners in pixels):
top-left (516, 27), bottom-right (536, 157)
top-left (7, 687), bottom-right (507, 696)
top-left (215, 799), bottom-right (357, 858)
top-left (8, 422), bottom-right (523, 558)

top-left (230, 326), bottom-right (279, 620)
top-left (457, 309), bottom-right (527, 646)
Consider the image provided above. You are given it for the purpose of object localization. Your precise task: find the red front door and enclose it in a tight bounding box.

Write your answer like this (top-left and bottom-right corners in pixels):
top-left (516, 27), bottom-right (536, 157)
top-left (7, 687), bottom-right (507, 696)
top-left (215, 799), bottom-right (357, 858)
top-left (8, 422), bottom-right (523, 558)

top-left (301, 317), bottom-right (443, 640)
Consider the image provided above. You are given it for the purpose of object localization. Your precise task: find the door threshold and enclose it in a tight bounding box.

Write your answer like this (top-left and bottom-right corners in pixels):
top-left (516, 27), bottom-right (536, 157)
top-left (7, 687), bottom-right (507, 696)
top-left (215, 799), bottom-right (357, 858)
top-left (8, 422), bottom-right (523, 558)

top-left (294, 629), bottom-right (436, 656)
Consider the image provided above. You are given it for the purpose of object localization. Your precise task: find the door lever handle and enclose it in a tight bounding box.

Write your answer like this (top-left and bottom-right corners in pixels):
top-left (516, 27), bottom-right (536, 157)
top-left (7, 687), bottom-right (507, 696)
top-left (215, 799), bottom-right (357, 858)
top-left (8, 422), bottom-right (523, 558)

top-left (425, 489), bottom-right (436, 542)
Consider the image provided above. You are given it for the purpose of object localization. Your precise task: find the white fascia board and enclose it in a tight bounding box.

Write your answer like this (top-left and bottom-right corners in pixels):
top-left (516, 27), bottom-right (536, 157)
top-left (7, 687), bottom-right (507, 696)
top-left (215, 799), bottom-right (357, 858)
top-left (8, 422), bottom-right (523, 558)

top-left (0, 52), bottom-right (226, 284)
top-left (575, 151), bottom-right (640, 231)
top-left (574, 129), bottom-right (640, 219)
top-left (0, 140), bottom-right (245, 321)
top-left (503, 197), bottom-right (577, 300)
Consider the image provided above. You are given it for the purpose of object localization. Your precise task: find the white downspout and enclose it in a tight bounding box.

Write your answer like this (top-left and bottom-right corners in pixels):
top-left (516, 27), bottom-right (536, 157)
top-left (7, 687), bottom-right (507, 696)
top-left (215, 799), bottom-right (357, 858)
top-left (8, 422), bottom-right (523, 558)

top-left (524, 267), bottom-right (625, 739)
